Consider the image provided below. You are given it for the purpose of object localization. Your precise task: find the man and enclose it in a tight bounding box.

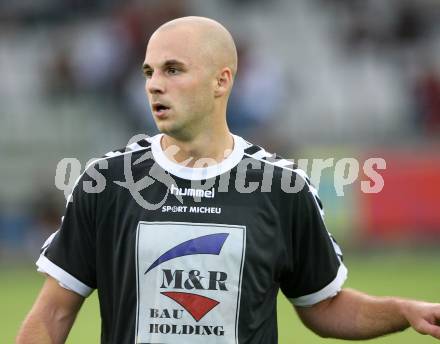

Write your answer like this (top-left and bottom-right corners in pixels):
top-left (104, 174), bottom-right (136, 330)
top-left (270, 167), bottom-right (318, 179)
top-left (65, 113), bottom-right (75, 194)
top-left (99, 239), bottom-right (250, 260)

top-left (18, 16), bottom-right (440, 343)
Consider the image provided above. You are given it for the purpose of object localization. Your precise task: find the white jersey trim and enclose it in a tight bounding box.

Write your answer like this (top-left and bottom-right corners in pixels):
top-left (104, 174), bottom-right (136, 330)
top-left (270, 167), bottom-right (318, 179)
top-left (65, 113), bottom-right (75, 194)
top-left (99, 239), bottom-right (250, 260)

top-left (36, 255), bottom-right (94, 297)
top-left (149, 134), bottom-right (248, 180)
top-left (289, 262), bottom-right (348, 307)
top-left (244, 151), bottom-right (325, 218)
top-left (67, 143), bottom-right (151, 205)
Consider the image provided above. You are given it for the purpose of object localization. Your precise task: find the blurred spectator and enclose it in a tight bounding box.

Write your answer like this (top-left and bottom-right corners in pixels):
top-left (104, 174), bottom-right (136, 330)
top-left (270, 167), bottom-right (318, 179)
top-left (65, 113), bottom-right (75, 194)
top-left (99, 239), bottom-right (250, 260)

top-left (47, 45), bottom-right (76, 96)
top-left (0, 206), bottom-right (32, 261)
top-left (328, 0), bottom-right (430, 52)
top-left (227, 42), bottom-right (288, 141)
top-left (393, 3), bottom-right (427, 46)
top-left (23, 190), bottom-right (64, 261)
top-left (414, 65), bottom-right (440, 136)
top-left (69, 19), bottom-right (132, 95)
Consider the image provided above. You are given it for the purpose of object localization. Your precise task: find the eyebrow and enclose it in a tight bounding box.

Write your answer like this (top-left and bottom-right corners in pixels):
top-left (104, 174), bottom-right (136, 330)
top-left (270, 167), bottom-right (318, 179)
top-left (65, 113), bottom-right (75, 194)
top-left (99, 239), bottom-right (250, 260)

top-left (142, 59), bottom-right (186, 73)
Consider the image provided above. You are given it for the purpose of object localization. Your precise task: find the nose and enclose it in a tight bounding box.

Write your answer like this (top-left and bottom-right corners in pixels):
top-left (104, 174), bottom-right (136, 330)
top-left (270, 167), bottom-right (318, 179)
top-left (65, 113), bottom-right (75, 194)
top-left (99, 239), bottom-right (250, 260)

top-left (146, 72), bottom-right (165, 95)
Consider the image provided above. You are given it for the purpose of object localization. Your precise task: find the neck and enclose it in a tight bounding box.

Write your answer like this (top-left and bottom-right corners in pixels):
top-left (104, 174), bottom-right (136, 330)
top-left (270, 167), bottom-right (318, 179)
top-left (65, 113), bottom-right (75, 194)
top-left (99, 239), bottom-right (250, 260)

top-left (160, 129), bottom-right (234, 167)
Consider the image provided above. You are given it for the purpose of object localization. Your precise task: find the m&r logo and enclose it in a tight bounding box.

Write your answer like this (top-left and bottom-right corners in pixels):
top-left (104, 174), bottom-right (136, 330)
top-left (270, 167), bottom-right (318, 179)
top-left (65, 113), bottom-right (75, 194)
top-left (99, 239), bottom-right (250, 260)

top-left (135, 222), bottom-right (246, 344)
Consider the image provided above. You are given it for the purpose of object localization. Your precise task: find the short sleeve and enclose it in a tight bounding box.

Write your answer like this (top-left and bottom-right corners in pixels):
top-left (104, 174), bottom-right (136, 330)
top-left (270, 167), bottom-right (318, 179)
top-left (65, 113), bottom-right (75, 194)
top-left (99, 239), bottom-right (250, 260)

top-left (280, 176), bottom-right (347, 307)
top-left (36, 170), bottom-right (97, 297)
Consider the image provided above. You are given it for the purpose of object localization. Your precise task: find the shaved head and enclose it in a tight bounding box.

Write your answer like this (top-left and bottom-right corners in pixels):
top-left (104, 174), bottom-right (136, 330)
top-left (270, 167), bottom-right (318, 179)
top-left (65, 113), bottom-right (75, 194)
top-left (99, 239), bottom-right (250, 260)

top-left (151, 16), bottom-right (238, 78)
top-left (143, 16), bottom-right (238, 140)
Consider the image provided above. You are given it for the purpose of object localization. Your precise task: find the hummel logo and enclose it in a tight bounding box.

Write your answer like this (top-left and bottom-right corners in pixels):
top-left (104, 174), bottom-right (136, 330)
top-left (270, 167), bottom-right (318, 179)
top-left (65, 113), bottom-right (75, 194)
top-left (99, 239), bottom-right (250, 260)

top-left (170, 184), bottom-right (215, 198)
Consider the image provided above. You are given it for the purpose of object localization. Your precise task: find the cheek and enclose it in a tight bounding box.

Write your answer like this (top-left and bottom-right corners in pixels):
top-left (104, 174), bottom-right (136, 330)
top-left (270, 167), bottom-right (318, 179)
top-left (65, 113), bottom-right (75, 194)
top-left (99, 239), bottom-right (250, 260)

top-left (174, 77), bottom-right (214, 114)
top-left (177, 83), bottom-right (202, 108)
top-left (145, 83), bottom-right (151, 103)
top-left (190, 80), bottom-right (214, 105)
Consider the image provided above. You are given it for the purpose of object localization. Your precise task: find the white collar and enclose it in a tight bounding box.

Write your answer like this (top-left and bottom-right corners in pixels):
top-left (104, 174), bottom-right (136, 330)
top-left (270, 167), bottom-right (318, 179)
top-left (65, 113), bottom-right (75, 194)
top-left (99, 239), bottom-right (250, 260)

top-left (150, 134), bottom-right (246, 180)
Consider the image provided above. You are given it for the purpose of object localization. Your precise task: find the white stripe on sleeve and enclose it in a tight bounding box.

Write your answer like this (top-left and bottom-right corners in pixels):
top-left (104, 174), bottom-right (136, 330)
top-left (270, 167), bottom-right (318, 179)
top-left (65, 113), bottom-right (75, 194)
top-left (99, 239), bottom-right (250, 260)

top-left (36, 255), bottom-right (94, 297)
top-left (289, 263), bottom-right (348, 307)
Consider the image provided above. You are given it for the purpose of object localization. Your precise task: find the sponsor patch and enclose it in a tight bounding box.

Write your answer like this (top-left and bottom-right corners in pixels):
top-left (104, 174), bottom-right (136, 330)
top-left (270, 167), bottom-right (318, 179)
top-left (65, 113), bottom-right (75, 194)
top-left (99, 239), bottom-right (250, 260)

top-left (135, 222), bottom-right (246, 344)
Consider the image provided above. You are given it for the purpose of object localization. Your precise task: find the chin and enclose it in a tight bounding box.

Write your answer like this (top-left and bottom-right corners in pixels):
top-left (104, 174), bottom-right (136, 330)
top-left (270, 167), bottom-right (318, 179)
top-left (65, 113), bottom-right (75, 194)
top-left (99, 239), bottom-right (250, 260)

top-left (161, 126), bottom-right (193, 142)
top-left (156, 122), bottom-right (179, 136)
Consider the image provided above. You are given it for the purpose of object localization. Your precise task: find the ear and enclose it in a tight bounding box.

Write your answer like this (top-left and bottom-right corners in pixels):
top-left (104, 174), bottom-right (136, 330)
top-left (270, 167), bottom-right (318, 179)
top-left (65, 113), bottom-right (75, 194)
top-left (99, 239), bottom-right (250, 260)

top-left (214, 68), bottom-right (233, 97)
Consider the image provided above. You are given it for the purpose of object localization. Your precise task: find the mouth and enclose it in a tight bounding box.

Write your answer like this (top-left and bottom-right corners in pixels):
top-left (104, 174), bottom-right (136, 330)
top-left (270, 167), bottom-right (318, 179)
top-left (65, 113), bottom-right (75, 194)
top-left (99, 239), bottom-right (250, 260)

top-left (152, 102), bottom-right (171, 117)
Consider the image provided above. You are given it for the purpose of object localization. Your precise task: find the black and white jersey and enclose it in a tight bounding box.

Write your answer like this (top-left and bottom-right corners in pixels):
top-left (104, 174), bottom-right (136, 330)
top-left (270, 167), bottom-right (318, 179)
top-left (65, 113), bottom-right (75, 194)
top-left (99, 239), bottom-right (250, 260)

top-left (37, 134), bottom-right (347, 344)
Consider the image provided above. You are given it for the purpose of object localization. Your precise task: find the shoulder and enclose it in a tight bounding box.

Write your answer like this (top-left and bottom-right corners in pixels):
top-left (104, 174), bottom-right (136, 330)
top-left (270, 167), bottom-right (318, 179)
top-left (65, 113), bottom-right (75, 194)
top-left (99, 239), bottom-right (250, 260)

top-left (83, 134), bottom-right (157, 177)
top-left (100, 135), bottom-right (153, 166)
top-left (67, 135), bottom-right (155, 200)
top-left (241, 138), bottom-right (308, 180)
top-left (240, 137), bottom-right (324, 215)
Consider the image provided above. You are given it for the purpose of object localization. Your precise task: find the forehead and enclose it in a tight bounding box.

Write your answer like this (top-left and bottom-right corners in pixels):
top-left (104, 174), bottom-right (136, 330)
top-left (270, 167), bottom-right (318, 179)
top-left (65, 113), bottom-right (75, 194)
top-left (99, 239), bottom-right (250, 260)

top-left (145, 28), bottom-right (201, 66)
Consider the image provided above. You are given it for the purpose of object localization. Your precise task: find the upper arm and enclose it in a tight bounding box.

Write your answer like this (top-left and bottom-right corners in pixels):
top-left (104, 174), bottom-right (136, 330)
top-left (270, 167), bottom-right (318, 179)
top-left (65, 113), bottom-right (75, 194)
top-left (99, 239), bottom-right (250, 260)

top-left (31, 275), bottom-right (85, 319)
top-left (17, 276), bottom-right (85, 344)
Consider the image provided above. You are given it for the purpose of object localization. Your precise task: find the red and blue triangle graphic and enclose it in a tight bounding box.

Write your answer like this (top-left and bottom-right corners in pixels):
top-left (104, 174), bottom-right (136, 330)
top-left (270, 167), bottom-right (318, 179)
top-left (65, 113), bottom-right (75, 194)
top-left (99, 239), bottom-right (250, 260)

top-left (145, 233), bottom-right (229, 274)
top-left (161, 291), bottom-right (220, 322)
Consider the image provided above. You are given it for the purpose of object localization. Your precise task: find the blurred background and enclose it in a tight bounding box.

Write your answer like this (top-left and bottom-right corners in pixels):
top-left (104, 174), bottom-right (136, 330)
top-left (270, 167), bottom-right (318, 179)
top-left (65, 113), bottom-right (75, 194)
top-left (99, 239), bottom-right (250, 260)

top-left (1, 0), bottom-right (439, 343)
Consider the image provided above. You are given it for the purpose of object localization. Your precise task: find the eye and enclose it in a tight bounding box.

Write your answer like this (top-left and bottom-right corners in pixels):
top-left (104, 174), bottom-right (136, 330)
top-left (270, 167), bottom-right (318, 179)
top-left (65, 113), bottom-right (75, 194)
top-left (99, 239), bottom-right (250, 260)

top-left (144, 69), bottom-right (153, 79)
top-left (167, 67), bottom-right (179, 75)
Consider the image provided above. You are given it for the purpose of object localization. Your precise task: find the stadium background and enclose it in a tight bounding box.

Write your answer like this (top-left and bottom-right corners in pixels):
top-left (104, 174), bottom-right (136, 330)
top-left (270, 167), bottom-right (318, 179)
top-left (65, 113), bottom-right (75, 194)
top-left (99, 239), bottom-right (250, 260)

top-left (1, 0), bottom-right (439, 342)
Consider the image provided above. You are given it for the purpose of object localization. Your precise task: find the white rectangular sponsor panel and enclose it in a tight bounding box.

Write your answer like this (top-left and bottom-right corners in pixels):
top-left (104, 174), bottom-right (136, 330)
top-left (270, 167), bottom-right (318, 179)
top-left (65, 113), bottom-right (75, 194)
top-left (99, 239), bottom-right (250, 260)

top-left (135, 221), bottom-right (246, 344)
